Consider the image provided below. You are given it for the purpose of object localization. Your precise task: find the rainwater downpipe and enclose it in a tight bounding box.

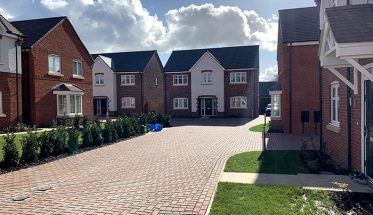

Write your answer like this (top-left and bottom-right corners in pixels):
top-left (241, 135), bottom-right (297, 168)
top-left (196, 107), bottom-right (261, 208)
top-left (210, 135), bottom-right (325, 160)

top-left (289, 43), bottom-right (293, 133)
top-left (319, 61), bottom-right (323, 152)
top-left (347, 68), bottom-right (352, 171)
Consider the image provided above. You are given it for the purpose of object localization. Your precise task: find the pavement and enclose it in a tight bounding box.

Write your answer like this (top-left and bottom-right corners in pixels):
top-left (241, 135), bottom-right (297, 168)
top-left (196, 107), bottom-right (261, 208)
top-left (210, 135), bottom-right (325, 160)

top-left (220, 172), bottom-right (373, 193)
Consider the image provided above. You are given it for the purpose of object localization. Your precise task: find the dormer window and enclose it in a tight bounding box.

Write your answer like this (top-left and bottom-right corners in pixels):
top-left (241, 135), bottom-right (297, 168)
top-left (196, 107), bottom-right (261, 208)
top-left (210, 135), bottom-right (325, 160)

top-left (48, 54), bottom-right (61, 74)
top-left (201, 70), bottom-right (213, 84)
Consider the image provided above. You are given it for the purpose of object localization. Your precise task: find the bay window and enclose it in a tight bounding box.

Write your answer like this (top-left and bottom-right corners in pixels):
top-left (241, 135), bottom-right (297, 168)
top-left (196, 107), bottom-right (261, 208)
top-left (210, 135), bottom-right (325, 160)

top-left (56, 94), bottom-right (83, 116)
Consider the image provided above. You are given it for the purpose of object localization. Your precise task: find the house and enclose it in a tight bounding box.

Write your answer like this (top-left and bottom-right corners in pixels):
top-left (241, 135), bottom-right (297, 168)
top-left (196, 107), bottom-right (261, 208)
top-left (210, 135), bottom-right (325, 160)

top-left (163, 46), bottom-right (259, 118)
top-left (316, 0), bottom-right (373, 183)
top-left (91, 51), bottom-right (164, 116)
top-left (11, 17), bottom-right (94, 127)
top-left (0, 15), bottom-right (23, 130)
top-left (259, 81), bottom-right (277, 114)
top-left (271, 6), bottom-right (321, 135)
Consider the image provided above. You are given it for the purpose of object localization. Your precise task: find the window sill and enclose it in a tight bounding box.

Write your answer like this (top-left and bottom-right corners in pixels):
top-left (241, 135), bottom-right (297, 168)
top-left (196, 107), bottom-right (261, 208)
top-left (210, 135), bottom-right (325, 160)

top-left (0, 61), bottom-right (4, 65)
top-left (56, 114), bottom-right (83, 118)
top-left (230, 107), bottom-right (248, 109)
top-left (48, 72), bottom-right (64, 77)
top-left (201, 83), bottom-right (213, 85)
top-left (326, 123), bottom-right (340, 133)
top-left (121, 84), bottom-right (135, 86)
top-left (0, 113), bottom-right (6, 118)
top-left (173, 85), bottom-right (188, 87)
top-left (230, 82), bottom-right (247, 85)
top-left (95, 84), bottom-right (105, 87)
top-left (73, 75), bottom-right (84, 80)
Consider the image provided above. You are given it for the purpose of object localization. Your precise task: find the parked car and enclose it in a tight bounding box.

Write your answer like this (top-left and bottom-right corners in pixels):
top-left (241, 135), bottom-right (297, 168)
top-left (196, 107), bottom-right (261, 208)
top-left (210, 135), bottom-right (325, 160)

top-left (265, 104), bottom-right (271, 116)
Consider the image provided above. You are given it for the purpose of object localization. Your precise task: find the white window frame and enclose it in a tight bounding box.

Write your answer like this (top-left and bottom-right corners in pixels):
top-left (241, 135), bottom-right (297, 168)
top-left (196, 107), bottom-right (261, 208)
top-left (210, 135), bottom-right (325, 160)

top-left (173, 98), bottom-right (188, 110)
top-left (56, 93), bottom-right (83, 117)
top-left (330, 81), bottom-right (340, 127)
top-left (230, 72), bottom-right (247, 84)
top-left (270, 92), bottom-right (282, 119)
top-left (73, 59), bottom-right (83, 77)
top-left (201, 70), bottom-right (213, 84)
top-left (0, 91), bottom-right (4, 117)
top-left (48, 54), bottom-right (61, 74)
top-left (230, 96), bottom-right (248, 109)
top-left (95, 74), bottom-right (104, 86)
top-left (121, 75), bottom-right (135, 86)
top-left (121, 97), bottom-right (135, 109)
top-left (173, 75), bottom-right (188, 86)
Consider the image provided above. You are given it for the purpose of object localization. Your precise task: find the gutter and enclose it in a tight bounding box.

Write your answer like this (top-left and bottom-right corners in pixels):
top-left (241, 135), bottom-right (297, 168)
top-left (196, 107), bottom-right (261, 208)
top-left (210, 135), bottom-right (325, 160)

top-left (319, 61), bottom-right (323, 152)
top-left (289, 43), bottom-right (293, 133)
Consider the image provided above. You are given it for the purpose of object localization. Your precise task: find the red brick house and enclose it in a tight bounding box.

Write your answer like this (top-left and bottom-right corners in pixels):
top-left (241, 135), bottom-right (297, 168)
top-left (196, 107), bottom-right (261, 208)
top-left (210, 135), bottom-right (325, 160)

top-left (272, 7), bottom-right (321, 135)
top-left (317, 1), bottom-right (373, 183)
top-left (0, 15), bottom-right (23, 130)
top-left (12, 17), bottom-right (94, 127)
top-left (163, 46), bottom-right (259, 118)
top-left (92, 51), bottom-right (165, 116)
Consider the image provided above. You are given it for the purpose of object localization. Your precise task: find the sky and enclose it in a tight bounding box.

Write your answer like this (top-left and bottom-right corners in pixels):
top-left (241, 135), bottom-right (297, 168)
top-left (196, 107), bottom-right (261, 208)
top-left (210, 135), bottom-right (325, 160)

top-left (0, 0), bottom-right (316, 81)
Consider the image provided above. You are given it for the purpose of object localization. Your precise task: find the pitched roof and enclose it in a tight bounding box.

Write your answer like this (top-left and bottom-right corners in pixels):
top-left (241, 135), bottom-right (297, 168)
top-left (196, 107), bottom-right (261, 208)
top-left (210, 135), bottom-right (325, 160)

top-left (0, 14), bottom-right (23, 36)
top-left (163, 46), bottom-right (259, 72)
top-left (92, 50), bottom-right (157, 72)
top-left (11, 16), bottom-right (66, 48)
top-left (52, 83), bottom-right (84, 92)
top-left (259, 82), bottom-right (278, 97)
top-left (326, 4), bottom-right (373, 43)
top-left (279, 7), bottom-right (320, 43)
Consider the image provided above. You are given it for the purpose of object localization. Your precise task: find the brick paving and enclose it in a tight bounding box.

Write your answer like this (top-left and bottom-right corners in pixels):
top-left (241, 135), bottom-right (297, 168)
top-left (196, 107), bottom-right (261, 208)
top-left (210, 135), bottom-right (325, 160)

top-left (0, 116), bottom-right (309, 214)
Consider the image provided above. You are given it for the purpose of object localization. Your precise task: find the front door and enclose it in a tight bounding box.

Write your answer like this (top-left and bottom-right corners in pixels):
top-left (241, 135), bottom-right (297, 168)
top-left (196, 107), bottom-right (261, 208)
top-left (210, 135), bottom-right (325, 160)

top-left (205, 98), bottom-right (213, 116)
top-left (366, 80), bottom-right (373, 181)
top-left (94, 98), bottom-right (108, 116)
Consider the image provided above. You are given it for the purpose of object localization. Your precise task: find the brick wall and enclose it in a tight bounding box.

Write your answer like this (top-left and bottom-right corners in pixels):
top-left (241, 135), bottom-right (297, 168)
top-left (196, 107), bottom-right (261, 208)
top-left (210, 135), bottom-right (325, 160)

top-left (116, 73), bottom-right (143, 115)
top-left (165, 73), bottom-right (192, 117)
top-left (278, 43), bottom-right (320, 135)
top-left (23, 19), bottom-right (93, 127)
top-left (143, 54), bottom-right (165, 113)
top-left (0, 72), bottom-right (22, 130)
top-left (224, 69), bottom-right (258, 117)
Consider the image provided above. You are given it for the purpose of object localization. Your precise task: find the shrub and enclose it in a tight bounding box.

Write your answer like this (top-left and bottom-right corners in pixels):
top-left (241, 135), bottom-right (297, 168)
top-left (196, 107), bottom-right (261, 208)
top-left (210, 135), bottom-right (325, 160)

top-left (121, 117), bottom-right (131, 138)
top-left (73, 115), bottom-right (81, 130)
top-left (157, 113), bottom-right (170, 127)
top-left (53, 126), bottom-right (67, 155)
top-left (93, 116), bottom-right (101, 125)
top-left (21, 130), bottom-right (39, 163)
top-left (91, 124), bottom-right (103, 146)
top-left (81, 126), bottom-right (92, 147)
top-left (39, 132), bottom-right (54, 158)
top-left (103, 121), bottom-right (113, 143)
top-left (2, 132), bottom-right (19, 167)
top-left (67, 128), bottom-right (79, 155)
top-left (147, 112), bottom-right (157, 124)
top-left (82, 116), bottom-right (91, 128)
top-left (114, 119), bottom-right (124, 139)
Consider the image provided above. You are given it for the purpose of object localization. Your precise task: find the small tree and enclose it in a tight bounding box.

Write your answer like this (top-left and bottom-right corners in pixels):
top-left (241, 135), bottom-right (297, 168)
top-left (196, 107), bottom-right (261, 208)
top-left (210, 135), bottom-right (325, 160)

top-left (91, 124), bottom-right (103, 146)
top-left (157, 113), bottom-right (170, 127)
top-left (81, 126), bottom-right (93, 147)
top-left (103, 120), bottom-right (113, 143)
top-left (82, 115), bottom-right (91, 128)
top-left (2, 132), bottom-right (19, 167)
top-left (53, 126), bottom-right (66, 155)
top-left (73, 115), bottom-right (81, 130)
top-left (39, 132), bottom-right (54, 158)
top-left (67, 128), bottom-right (79, 155)
top-left (21, 130), bottom-right (39, 163)
top-left (114, 120), bottom-right (124, 139)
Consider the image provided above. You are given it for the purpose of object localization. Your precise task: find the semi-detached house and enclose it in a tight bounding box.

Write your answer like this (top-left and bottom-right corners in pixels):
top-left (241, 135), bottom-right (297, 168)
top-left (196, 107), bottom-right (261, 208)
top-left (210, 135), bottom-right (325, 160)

top-left (163, 46), bottom-right (259, 118)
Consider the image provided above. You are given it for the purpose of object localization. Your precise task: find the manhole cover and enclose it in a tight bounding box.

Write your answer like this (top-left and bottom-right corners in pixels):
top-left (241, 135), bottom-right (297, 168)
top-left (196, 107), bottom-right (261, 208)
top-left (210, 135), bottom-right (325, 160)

top-left (12, 194), bottom-right (29, 201)
top-left (37, 185), bottom-right (51, 191)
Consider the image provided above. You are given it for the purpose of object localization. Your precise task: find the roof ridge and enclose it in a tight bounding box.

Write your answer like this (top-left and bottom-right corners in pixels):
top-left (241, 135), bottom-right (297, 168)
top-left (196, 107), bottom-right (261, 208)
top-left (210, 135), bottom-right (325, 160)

top-left (93, 50), bottom-right (156, 55)
top-left (11, 16), bottom-right (67, 23)
top-left (171, 45), bottom-right (259, 53)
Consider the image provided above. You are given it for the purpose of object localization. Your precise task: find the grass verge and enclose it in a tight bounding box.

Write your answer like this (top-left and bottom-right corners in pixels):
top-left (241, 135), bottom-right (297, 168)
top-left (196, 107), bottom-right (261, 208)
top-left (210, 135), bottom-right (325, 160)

top-left (224, 150), bottom-right (308, 174)
top-left (249, 124), bottom-right (269, 133)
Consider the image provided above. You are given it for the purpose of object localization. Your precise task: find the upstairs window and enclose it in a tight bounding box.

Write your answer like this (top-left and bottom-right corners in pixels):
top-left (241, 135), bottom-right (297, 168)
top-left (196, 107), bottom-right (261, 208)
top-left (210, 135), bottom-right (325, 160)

top-left (173, 75), bottom-right (188, 86)
top-left (202, 71), bottom-right (213, 84)
top-left (330, 82), bottom-right (340, 127)
top-left (73, 60), bottom-right (83, 76)
top-left (230, 72), bottom-right (247, 84)
top-left (230, 96), bottom-right (248, 109)
top-left (95, 74), bottom-right (104, 85)
top-left (121, 75), bottom-right (135, 86)
top-left (48, 54), bottom-right (61, 73)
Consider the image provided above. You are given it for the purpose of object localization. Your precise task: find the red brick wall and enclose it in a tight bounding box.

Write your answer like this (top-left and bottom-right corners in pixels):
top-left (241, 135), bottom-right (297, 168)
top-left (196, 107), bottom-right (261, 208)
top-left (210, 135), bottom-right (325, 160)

top-left (165, 73), bottom-right (192, 117)
top-left (224, 69), bottom-right (258, 117)
top-left (278, 43), bottom-right (320, 135)
top-left (116, 73), bottom-right (143, 115)
top-left (0, 72), bottom-right (22, 130)
top-left (143, 54), bottom-right (165, 113)
top-left (23, 19), bottom-right (93, 127)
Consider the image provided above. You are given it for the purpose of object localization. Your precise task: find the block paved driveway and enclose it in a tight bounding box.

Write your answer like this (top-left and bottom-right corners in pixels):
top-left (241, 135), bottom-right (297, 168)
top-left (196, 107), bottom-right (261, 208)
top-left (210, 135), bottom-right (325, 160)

top-left (0, 116), bottom-right (303, 214)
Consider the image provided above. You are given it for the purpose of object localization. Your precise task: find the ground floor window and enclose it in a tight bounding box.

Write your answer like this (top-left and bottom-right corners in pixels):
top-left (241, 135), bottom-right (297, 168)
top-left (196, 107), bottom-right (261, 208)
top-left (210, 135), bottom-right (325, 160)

top-left (0, 91), bottom-right (3, 115)
top-left (122, 97), bottom-right (135, 109)
top-left (230, 96), bottom-right (247, 109)
top-left (57, 94), bottom-right (83, 116)
top-left (174, 98), bottom-right (188, 109)
top-left (269, 91), bottom-right (282, 118)
top-left (330, 81), bottom-right (340, 127)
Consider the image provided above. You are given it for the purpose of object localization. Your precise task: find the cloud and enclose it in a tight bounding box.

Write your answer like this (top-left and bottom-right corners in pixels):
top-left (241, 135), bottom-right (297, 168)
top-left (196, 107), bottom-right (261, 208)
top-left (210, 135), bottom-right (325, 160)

top-left (40, 0), bottom-right (68, 10)
top-left (260, 65), bottom-right (278, 81)
top-left (0, 8), bottom-right (13, 19)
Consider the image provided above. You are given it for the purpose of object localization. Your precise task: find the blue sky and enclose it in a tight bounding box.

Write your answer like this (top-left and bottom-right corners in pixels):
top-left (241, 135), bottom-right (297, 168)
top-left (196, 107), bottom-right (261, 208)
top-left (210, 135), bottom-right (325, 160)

top-left (0, 0), bottom-right (315, 80)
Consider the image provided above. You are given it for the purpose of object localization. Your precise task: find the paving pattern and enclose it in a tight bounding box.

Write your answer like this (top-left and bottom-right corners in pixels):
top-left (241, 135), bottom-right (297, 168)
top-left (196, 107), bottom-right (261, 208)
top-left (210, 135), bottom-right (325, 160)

top-left (0, 116), bottom-right (309, 214)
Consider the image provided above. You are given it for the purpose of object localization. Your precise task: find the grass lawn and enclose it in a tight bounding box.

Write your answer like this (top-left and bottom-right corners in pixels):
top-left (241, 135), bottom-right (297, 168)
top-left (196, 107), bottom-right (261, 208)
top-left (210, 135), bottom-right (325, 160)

top-left (224, 151), bottom-right (308, 174)
top-left (209, 183), bottom-right (337, 215)
top-left (249, 124), bottom-right (269, 133)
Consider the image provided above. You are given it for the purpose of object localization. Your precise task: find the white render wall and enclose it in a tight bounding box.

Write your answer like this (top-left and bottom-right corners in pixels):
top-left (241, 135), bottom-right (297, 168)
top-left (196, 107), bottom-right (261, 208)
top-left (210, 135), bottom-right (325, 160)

top-left (190, 52), bottom-right (225, 113)
top-left (92, 56), bottom-right (117, 112)
top-left (0, 26), bottom-right (22, 74)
